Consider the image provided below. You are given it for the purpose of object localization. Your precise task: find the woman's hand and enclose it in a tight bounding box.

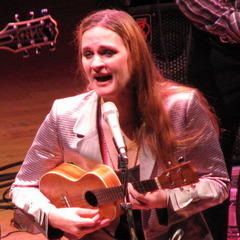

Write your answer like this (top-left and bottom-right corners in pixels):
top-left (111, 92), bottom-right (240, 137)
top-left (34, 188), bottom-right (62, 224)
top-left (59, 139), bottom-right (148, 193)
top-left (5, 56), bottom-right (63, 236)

top-left (48, 207), bottom-right (111, 238)
top-left (128, 183), bottom-right (168, 210)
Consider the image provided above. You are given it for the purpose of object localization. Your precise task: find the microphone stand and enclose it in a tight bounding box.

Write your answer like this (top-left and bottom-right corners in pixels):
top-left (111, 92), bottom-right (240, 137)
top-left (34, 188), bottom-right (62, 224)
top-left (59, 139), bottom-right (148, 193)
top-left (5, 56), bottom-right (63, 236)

top-left (118, 148), bottom-right (138, 240)
top-left (101, 101), bottom-right (138, 240)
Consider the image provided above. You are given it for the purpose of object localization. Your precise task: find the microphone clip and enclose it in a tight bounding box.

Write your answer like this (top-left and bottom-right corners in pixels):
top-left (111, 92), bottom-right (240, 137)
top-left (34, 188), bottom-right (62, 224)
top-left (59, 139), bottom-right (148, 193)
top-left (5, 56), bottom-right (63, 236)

top-left (118, 153), bottom-right (128, 170)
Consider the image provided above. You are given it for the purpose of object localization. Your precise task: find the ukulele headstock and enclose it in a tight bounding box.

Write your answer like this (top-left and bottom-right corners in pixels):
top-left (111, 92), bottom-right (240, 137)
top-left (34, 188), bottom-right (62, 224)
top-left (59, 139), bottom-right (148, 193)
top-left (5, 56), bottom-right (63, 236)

top-left (158, 161), bottom-right (199, 189)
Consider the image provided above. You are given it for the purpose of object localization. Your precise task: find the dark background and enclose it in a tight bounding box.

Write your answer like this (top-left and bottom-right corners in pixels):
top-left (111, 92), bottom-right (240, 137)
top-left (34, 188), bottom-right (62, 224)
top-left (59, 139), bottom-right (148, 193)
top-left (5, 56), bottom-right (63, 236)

top-left (0, 1), bottom-right (100, 169)
top-left (1, 0), bottom-right (181, 174)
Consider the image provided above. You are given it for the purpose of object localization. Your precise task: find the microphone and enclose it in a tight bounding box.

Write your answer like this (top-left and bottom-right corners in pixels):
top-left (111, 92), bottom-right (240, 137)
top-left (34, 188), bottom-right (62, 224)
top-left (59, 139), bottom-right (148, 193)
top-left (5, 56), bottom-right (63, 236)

top-left (102, 101), bottom-right (127, 156)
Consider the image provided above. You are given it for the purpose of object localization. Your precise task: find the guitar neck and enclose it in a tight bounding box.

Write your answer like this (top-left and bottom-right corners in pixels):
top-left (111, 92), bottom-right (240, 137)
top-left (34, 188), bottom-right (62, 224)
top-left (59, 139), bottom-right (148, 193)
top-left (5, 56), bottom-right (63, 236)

top-left (87, 177), bottom-right (166, 207)
top-left (132, 178), bottom-right (159, 193)
top-left (86, 161), bottom-right (198, 207)
top-left (0, 14), bottom-right (58, 53)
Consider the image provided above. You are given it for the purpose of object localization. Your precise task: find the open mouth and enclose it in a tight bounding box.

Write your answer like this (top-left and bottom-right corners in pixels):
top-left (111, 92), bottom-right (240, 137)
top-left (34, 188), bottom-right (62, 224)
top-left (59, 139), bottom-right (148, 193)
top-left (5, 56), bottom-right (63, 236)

top-left (95, 75), bottom-right (112, 82)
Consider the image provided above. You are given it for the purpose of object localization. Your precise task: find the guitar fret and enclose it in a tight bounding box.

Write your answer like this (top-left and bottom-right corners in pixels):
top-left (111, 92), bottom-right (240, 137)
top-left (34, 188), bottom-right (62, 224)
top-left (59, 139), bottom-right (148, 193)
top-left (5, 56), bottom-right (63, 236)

top-left (132, 181), bottom-right (145, 193)
top-left (92, 185), bottom-right (124, 206)
top-left (133, 179), bottom-right (159, 193)
top-left (89, 177), bottom-right (165, 206)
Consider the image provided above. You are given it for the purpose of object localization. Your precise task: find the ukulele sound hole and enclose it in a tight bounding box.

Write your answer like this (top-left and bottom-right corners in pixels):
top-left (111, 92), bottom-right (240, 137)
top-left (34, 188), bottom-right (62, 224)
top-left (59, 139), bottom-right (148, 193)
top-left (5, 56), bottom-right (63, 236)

top-left (85, 191), bottom-right (98, 207)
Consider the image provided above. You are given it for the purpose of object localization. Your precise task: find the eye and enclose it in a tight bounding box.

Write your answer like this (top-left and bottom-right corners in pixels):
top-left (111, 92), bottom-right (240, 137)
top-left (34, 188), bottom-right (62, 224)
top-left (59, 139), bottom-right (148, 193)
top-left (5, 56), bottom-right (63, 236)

top-left (82, 51), bottom-right (93, 59)
top-left (101, 49), bottom-right (116, 57)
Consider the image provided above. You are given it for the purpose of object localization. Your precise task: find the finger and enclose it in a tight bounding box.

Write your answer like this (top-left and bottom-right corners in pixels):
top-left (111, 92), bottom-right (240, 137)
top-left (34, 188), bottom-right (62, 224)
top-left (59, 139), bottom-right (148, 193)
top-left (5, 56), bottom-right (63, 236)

top-left (75, 207), bottom-right (99, 217)
top-left (98, 218), bottom-right (111, 227)
top-left (75, 218), bottom-right (111, 237)
top-left (128, 183), bottom-right (144, 198)
top-left (76, 212), bottom-right (111, 229)
top-left (130, 197), bottom-right (149, 209)
top-left (76, 213), bottom-right (101, 228)
top-left (128, 184), bottom-right (149, 205)
top-left (128, 194), bottom-right (148, 210)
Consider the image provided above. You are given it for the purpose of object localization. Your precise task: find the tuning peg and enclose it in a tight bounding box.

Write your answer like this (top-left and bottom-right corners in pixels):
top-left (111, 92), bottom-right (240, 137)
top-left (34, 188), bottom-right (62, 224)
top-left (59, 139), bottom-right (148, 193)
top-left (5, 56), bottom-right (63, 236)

top-left (30, 39), bottom-right (35, 45)
top-left (41, 9), bottom-right (49, 15)
top-left (49, 42), bottom-right (56, 51)
top-left (29, 11), bottom-right (35, 19)
top-left (178, 156), bottom-right (185, 163)
top-left (22, 50), bottom-right (30, 58)
top-left (35, 47), bottom-right (41, 55)
top-left (15, 13), bottom-right (20, 22)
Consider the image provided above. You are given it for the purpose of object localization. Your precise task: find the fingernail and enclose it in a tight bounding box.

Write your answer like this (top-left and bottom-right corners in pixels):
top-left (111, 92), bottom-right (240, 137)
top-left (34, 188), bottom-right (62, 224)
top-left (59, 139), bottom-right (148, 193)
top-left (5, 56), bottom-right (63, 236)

top-left (96, 219), bottom-right (101, 225)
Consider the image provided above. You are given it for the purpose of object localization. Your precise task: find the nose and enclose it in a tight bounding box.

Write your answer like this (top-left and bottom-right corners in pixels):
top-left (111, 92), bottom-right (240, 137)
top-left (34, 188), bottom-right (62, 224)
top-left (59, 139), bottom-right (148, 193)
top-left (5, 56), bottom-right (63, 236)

top-left (90, 55), bottom-right (105, 71)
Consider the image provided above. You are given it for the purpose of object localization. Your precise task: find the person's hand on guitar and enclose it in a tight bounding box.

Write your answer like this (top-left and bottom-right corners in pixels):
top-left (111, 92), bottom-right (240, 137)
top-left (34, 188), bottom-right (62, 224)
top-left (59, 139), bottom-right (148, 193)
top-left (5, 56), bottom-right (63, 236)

top-left (48, 207), bottom-right (111, 238)
top-left (128, 183), bottom-right (168, 210)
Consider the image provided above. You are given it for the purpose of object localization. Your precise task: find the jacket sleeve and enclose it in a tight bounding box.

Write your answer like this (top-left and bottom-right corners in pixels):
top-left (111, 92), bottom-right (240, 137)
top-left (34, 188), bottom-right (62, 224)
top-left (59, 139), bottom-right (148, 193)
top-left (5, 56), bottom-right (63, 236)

top-left (9, 100), bottom-right (64, 236)
top-left (166, 90), bottom-right (230, 224)
top-left (176, 0), bottom-right (240, 43)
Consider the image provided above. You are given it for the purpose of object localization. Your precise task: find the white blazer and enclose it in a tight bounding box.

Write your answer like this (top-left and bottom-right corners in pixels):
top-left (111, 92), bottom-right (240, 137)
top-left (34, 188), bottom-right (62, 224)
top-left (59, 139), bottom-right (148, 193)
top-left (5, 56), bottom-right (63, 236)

top-left (10, 89), bottom-right (230, 240)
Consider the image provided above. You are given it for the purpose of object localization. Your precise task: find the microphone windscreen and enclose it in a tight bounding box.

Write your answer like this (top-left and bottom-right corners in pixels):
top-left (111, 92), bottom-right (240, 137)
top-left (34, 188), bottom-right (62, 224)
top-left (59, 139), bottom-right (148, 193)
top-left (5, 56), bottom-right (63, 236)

top-left (102, 102), bottom-right (119, 121)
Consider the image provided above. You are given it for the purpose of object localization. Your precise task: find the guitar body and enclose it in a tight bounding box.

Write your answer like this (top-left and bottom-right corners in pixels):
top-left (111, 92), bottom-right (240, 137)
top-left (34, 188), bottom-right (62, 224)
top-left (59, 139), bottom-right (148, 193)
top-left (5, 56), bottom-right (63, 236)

top-left (40, 162), bottom-right (123, 220)
top-left (40, 160), bottom-right (198, 223)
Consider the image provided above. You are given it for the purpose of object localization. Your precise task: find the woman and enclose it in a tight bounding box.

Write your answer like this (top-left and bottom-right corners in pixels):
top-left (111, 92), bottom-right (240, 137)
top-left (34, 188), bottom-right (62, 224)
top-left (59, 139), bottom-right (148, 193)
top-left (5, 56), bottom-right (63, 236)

top-left (10, 9), bottom-right (230, 240)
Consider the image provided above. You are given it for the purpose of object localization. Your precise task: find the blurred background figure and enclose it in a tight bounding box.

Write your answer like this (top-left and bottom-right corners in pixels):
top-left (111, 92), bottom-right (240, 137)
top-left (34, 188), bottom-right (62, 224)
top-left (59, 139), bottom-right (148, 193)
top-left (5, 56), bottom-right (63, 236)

top-left (176, 1), bottom-right (240, 239)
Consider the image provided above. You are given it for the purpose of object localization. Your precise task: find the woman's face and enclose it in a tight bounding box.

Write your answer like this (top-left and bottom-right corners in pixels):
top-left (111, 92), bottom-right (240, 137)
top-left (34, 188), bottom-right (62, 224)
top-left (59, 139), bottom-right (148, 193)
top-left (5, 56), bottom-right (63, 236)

top-left (81, 26), bottom-right (131, 102)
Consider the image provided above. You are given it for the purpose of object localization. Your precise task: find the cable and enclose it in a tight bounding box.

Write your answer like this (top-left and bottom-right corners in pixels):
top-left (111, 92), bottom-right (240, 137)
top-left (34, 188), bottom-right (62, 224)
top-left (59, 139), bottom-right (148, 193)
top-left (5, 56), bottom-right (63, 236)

top-left (0, 187), bottom-right (14, 209)
top-left (1, 230), bottom-right (24, 239)
top-left (0, 181), bottom-right (14, 189)
top-left (3, 187), bottom-right (11, 202)
top-left (0, 161), bottom-right (22, 171)
top-left (0, 162), bottom-right (20, 211)
top-left (0, 172), bottom-right (17, 182)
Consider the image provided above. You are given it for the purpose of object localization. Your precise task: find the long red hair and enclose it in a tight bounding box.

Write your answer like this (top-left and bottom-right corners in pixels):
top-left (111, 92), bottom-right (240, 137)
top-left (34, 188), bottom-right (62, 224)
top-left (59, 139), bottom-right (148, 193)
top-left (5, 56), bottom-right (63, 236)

top-left (75, 9), bottom-right (219, 168)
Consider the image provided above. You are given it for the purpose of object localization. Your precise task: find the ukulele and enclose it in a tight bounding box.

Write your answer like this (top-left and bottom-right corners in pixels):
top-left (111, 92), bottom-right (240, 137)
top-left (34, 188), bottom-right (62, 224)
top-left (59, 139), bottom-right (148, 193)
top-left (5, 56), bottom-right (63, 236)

top-left (39, 161), bottom-right (199, 221)
top-left (0, 9), bottom-right (58, 55)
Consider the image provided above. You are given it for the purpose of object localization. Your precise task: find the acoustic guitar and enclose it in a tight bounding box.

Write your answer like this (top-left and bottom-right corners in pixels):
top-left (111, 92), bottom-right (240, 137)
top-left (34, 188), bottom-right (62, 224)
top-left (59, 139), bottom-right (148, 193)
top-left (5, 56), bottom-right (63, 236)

top-left (39, 161), bottom-right (199, 221)
top-left (0, 9), bottom-right (58, 55)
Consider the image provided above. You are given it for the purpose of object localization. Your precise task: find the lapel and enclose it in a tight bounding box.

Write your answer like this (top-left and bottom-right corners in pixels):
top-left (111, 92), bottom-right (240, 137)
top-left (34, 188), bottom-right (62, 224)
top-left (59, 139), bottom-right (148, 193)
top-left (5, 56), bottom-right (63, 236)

top-left (71, 91), bottom-right (157, 178)
top-left (72, 92), bottom-right (103, 164)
